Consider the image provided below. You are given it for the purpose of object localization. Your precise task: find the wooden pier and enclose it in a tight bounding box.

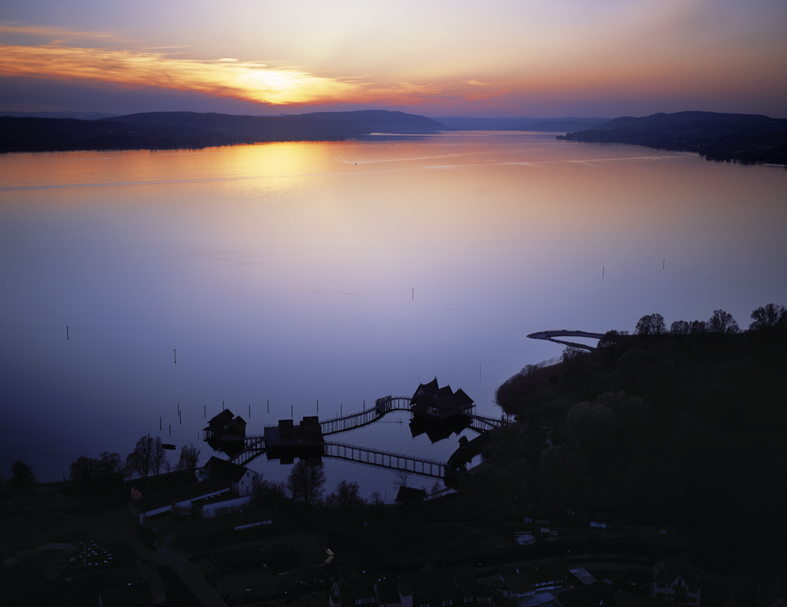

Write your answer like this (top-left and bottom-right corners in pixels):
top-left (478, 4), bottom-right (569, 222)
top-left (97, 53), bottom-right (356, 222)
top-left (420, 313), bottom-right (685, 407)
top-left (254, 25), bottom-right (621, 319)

top-left (466, 414), bottom-right (511, 433)
top-left (233, 436), bottom-right (265, 466)
top-left (320, 396), bottom-right (412, 435)
top-left (221, 388), bottom-right (515, 476)
top-left (323, 441), bottom-right (445, 479)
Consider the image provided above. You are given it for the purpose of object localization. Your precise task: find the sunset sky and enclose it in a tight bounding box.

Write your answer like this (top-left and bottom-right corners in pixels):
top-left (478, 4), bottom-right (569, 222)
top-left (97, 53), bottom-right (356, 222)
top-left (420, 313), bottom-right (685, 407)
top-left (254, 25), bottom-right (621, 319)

top-left (1, 0), bottom-right (786, 118)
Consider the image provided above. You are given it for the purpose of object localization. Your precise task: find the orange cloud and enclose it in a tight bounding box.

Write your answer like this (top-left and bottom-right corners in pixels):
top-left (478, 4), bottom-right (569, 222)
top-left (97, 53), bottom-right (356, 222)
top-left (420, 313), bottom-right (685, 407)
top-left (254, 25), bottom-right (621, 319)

top-left (0, 43), bottom-right (361, 105)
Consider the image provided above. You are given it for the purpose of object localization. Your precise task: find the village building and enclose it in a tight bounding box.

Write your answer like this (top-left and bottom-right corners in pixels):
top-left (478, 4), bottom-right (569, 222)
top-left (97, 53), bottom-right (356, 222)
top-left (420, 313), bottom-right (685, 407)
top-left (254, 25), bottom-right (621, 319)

top-left (496, 562), bottom-right (569, 598)
top-left (399, 563), bottom-right (489, 607)
top-left (192, 491), bottom-right (251, 518)
top-left (330, 573), bottom-right (381, 607)
top-left (198, 456), bottom-right (259, 495)
top-left (395, 486), bottom-right (427, 504)
top-left (651, 558), bottom-right (702, 605)
top-left (128, 478), bottom-right (231, 525)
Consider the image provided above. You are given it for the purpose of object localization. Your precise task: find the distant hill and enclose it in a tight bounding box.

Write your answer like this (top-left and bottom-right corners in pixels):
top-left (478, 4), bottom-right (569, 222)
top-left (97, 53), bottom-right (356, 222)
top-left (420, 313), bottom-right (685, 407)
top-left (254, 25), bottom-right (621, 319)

top-left (435, 116), bottom-right (609, 132)
top-left (299, 110), bottom-right (447, 133)
top-left (519, 118), bottom-right (609, 132)
top-left (0, 110), bottom-right (119, 120)
top-left (558, 111), bottom-right (787, 165)
top-left (435, 117), bottom-right (533, 130)
top-left (0, 110), bottom-right (448, 153)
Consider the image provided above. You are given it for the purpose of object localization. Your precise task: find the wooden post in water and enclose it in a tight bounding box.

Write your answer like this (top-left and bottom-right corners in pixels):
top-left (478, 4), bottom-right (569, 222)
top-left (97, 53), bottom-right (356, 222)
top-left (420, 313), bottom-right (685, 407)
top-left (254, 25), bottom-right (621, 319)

top-left (412, 288), bottom-right (414, 300)
top-left (67, 326), bottom-right (69, 340)
top-left (160, 417), bottom-right (162, 430)
top-left (249, 404), bottom-right (251, 418)
top-left (174, 349), bottom-right (176, 363)
top-left (222, 400), bottom-right (224, 411)
top-left (663, 259), bottom-right (665, 269)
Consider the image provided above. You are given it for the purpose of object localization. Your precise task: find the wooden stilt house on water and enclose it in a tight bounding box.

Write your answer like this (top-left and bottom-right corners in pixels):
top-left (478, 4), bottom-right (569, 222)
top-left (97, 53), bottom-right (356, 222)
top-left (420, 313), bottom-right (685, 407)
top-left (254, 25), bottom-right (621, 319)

top-left (203, 409), bottom-right (247, 441)
top-left (410, 379), bottom-right (474, 422)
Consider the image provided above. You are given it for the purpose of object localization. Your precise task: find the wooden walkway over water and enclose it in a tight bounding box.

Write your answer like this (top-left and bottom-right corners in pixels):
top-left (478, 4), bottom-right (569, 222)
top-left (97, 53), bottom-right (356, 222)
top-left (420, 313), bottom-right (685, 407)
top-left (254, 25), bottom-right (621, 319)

top-left (323, 441), bottom-right (445, 478)
top-left (320, 396), bottom-right (412, 435)
top-left (229, 395), bottom-right (514, 473)
top-left (231, 436), bottom-right (443, 478)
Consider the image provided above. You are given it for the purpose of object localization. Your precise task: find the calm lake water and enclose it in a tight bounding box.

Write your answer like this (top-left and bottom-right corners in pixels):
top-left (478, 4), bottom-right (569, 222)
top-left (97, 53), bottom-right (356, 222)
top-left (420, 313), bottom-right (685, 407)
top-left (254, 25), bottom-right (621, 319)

top-left (1, 132), bottom-right (786, 497)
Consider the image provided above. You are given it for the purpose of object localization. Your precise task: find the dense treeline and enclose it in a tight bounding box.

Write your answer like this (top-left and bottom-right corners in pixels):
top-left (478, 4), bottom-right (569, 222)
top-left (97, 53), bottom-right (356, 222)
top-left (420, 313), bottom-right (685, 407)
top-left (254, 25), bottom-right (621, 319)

top-left (557, 111), bottom-right (787, 165)
top-left (0, 110), bottom-right (448, 154)
top-left (489, 304), bottom-right (787, 562)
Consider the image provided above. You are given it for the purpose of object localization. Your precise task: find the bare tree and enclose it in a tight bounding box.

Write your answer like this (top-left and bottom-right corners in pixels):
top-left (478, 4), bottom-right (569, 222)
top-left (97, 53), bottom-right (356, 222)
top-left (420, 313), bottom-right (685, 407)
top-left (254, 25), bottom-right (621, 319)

top-left (127, 436), bottom-right (166, 478)
top-left (395, 468), bottom-right (410, 488)
top-left (150, 437), bottom-right (167, 476)
top-left (177, 444), bottom-right (200, 475)
top-left (126, 436), bottom-right (154, 478)
top-left (287, 460), bottom-right (326, 508)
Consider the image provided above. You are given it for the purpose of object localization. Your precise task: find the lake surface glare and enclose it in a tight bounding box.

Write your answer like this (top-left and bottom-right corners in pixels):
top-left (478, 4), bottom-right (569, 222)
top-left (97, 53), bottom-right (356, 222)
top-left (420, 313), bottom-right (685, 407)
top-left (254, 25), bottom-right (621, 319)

top-left (1, 132), bottom-right (786, 497)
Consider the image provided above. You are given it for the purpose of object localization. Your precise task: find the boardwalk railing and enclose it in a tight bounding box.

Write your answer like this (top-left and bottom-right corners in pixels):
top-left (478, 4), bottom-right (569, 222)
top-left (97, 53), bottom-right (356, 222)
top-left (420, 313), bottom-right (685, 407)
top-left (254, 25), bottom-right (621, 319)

top-left (467, 414), bottom-right (514, 433)
top-left (232, 436), bottom-right (265, 466)
top-left (323, 441), bottom-right (445, 479)
top-left (227, 396), bottom-right (513, 468)
top-left (320, 396), bottom-right (412, 435)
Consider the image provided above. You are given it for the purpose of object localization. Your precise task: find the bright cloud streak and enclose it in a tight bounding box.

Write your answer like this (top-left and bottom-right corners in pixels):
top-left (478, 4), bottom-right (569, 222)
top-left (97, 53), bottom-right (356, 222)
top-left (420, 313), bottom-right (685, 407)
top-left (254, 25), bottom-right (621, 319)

top-left (1, 0), bottom-right (786, 116)
top-left (0, 43), bottom-right (360, 105)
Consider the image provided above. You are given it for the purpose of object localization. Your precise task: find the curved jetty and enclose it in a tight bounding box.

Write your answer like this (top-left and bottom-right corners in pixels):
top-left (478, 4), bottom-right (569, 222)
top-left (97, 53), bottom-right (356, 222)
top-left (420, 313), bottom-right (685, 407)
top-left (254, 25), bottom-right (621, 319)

top-left (527, 329), bottom-right (606, 351)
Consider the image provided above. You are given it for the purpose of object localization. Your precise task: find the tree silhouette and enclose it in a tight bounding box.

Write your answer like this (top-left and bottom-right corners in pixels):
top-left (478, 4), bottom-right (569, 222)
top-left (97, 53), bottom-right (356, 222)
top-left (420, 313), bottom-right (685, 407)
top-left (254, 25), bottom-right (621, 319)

top-left (326, 480), bottom-right (364, 510)
top-left (177, 444), bottom-right (200, 475)
top-left (636, 313), bottom-right (666, 336)
top-left (126, 436), bottom-right (166, 478)
top-left (287, 460), bottom-right (326, 508)
top-left (10, 460), bottom-right (36, 488)
top-left (749, 303), bottom-right (786, 332)
top-left (707, 309), bottom-right (740, 333)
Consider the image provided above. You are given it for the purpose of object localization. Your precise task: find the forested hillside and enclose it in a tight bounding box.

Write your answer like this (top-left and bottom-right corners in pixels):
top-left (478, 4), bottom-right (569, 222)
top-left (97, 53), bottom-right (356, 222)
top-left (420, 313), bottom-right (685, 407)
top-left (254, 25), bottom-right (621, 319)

top-left (482, 305), bottom-right (787, 564)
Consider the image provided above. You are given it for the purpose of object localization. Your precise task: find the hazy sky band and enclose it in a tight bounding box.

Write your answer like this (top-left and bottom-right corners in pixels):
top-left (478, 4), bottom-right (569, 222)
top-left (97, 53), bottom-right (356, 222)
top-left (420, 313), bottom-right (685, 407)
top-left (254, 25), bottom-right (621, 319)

top-left (1, 0), bottom-right (786, 116)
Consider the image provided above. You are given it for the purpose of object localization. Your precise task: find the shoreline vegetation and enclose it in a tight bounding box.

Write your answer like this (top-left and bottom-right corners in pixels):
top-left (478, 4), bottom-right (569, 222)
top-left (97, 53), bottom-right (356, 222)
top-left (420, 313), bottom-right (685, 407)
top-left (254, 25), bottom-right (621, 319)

top-left (4, 109), bottom-right (786, 165)
top-left (557, 110), bottom-right (787, 166)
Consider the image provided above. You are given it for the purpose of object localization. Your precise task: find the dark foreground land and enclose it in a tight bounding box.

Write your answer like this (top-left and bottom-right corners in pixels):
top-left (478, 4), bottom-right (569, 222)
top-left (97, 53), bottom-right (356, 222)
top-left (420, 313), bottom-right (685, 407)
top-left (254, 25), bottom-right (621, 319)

top-left (557, 111), bottom-right (787, 165)
top-left (2, 318), bottom-right (786, 605)
top-left (0, 110), bottom-right (448, 154)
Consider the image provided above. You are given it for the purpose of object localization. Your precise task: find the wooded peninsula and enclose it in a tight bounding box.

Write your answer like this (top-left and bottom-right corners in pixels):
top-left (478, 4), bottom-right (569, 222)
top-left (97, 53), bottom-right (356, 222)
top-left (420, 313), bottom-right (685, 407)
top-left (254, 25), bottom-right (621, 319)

top-left (557, 111), bottom-right (787, 165)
